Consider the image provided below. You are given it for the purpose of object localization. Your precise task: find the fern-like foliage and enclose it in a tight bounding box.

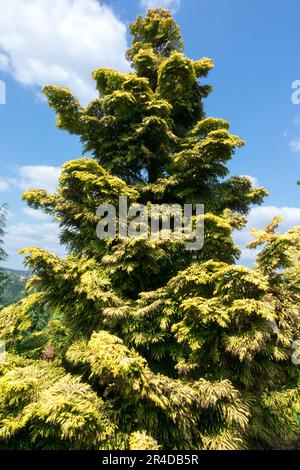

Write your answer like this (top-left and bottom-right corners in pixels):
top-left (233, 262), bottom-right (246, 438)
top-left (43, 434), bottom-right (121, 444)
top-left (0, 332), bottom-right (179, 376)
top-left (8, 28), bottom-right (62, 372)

top-left (0, 8), bottom-right (299, 450)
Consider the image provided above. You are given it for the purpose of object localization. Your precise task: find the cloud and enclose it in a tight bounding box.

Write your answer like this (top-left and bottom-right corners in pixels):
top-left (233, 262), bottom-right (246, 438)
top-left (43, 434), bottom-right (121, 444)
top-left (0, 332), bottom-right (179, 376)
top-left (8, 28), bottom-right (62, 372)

top-left (0, 180), bottom-right (11, 192)
top-left (241, 175), bottom-right (259, 187)
top-left (0, 165), bottom-right (61, 268)
top-left (140, 0), bottom-right (181, 12)
top-left (5, 222), bottom-right (58, 245)
top-left (0, 52), bottom-right (9, 71)
top-left (16, 165), bottom-right (61, 193)
top-left (22, 207), bottom-right (49, 221)
top-left (2, 220), bottom-right (65, 269)
top-left (245, 206), bottom-right (300, 228)
top-left (234, 205), bottom-right (300, 266)
top-left (0, 0), bottom-right (129, 104)
top-left (0, 165), bottom-right (61, 193)
top-left (289, 138), bottom-right (300, 152)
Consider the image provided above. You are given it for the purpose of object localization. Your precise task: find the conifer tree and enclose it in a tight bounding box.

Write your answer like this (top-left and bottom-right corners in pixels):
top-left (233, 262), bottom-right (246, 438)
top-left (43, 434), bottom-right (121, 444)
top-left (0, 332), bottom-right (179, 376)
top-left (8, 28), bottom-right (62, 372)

top-left (0, 9), bottom-right (299, 450)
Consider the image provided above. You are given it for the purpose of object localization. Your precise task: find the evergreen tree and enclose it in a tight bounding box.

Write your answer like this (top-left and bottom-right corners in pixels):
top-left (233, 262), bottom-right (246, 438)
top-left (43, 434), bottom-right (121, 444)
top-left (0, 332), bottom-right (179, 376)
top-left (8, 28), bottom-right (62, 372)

top-left (0, 9), bottom-right (299, 450)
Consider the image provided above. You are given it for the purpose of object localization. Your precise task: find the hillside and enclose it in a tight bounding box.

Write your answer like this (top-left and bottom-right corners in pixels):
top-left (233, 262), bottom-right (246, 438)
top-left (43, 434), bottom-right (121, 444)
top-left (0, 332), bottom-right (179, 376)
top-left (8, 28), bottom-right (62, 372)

top-left (0, 267), bottom-right (29, 307)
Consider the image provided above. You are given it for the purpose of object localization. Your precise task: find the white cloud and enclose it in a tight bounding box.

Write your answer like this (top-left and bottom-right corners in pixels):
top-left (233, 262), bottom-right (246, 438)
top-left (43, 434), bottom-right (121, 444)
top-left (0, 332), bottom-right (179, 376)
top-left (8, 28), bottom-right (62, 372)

top-left (247, 206), bottom-right (300, 228)
top-left (5, 222), bottom-right (57, 244)
top-left (0, 165), bottom-right (61, 193)
top-left (241, 175), bottom-right (259, 187)
top-left (22, 207), bottom-right (49, 221)
top-left (234, 205), bottom-right (300, 266)
top-left (289, 138), bottom-right (300, 152)
top-left (5, 209), bottom-right (15, 221)
top-left (16, 165), bottom-right (61, 193)
top-left (141, 0), bottom-right (181, 12)
top-left (0, 52), bottom-right (9, 71)
top-left (1, 165), bottom-right (62, 268)
top-left (2, 221), bottom-right (65, 270)
top-left (0, 0), bottom-right (129, 104)
top-left (0, 180), bottom-right (11, 192)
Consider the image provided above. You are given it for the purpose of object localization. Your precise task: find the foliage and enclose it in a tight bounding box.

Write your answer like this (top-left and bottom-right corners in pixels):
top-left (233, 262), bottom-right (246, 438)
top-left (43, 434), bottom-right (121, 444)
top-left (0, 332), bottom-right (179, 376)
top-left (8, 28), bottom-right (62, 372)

top-left (0, 271), bottom-right (27, 308)
top-left (0, 205), bottom-right (8, 306)
top-left (0, 9), bottom-right (299, 450)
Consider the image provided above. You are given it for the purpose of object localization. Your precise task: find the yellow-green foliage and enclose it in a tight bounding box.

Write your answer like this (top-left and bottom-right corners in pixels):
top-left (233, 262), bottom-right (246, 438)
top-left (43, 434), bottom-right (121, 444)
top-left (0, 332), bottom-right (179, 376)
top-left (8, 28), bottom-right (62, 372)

top-left (0, 359), bottom-right (115, 449)
top-left (0, 8), bottom-right (299, 451)
top-left (129, 431), bottom-right (159, 450)
top-left (66, 331), bottom-right (250, 449)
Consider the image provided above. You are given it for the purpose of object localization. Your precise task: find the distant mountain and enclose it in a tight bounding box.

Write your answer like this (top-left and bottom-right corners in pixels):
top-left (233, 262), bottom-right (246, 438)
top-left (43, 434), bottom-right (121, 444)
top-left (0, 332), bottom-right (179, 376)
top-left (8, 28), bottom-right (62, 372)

top-left (0, 267), bottom-right (29, 307)
top-left (1, 267), bottom-right (31, 279)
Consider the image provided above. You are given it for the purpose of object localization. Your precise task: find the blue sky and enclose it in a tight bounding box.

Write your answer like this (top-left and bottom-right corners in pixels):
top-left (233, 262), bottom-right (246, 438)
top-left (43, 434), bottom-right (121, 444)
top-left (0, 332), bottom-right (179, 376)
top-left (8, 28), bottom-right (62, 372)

top-left (0, 0), bottom-right (299, 269)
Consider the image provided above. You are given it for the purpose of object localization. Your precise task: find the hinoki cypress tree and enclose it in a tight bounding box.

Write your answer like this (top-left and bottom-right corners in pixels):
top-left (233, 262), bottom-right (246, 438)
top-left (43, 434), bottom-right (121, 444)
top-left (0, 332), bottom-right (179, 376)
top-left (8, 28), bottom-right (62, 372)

top-left (0, 9), bottom-right (299, 450)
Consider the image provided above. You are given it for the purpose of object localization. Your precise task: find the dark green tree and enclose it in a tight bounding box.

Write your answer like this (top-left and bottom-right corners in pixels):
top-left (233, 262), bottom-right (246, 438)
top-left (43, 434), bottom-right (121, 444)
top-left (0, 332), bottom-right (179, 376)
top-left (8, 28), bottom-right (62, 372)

top-left (0, 9), bottom-right (299, 450)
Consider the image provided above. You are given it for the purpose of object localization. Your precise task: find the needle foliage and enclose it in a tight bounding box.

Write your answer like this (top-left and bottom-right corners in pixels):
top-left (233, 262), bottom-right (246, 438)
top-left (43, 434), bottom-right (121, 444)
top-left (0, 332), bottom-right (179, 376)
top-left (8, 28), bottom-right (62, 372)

top-left (0, 9), bottom-right (299, 450)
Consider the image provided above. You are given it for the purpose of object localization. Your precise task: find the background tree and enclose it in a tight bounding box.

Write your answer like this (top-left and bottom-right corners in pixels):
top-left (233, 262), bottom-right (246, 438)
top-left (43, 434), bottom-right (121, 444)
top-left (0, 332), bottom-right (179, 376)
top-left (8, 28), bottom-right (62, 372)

top-left (0, 9), bottom-right (299, 450)
top-left (0, 205), bottom-right (8, 305)
top-left (0, 272), bottom-right (27, 308)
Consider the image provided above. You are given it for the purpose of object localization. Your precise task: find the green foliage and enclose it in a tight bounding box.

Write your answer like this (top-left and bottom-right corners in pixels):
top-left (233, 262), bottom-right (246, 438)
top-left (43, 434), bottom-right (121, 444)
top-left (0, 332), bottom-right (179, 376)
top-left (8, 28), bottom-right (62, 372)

top-left (0, 8), bottom-right (299, 450)
top-left (0, 205), bottom-right (8, 305)
top-left (0, 271), bottom-right (26, 308)
top-left (0, 359), bottom-right (116, 449)
top-left (126, 8), bottom-right (184, 62)
top-left (66, 331), bottom-right (249, 449)
top-left (129, 431), bottom-right (159, 450)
